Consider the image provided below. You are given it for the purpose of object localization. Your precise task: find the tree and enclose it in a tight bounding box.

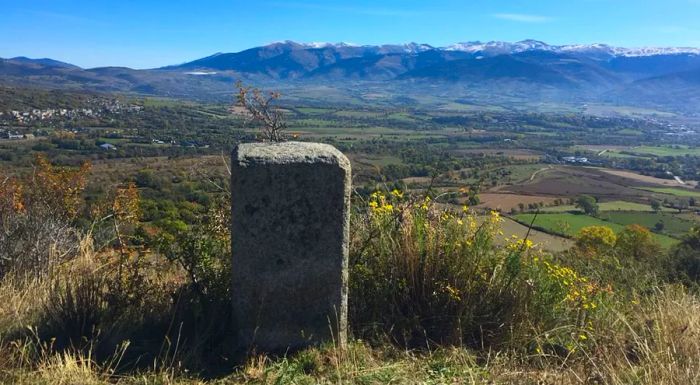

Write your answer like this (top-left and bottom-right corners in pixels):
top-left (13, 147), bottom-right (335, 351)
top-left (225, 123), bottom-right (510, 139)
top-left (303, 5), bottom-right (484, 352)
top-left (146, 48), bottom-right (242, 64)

top-left (670, 227), bottom-right (700, 285)
top-left (575, 225), bottom-right (617, 253)
top-left (233, 81), bottom-right (287, 142)
top-left (575, 195), bottom-right (599, 217)
top-left (467, 191), bottom-right (480, 206)
top-left (671, 198), bottom-right (690, 213)
top-left (654, 220), bottom-right (665, 232)
top-left (615, 224), bottom-right (661, 263)
top-left (650, 199), bottom-right (661, 212)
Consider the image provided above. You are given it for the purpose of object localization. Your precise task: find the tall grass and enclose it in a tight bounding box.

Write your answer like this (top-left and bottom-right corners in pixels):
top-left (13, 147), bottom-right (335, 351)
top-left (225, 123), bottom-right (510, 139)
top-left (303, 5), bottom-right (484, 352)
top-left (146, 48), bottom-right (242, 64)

top-left (596, 285), bottom-right (700, 384)
top-left (349, 192), bottom-right (603, 352)
top-left (0, 185), bottom-right (699, 383)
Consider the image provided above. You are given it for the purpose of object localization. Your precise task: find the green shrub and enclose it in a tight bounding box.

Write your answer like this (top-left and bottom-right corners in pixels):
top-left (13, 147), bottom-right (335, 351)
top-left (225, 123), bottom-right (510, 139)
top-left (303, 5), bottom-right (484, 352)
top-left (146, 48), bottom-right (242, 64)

top-left (670, 227), bottom-right (700, 286)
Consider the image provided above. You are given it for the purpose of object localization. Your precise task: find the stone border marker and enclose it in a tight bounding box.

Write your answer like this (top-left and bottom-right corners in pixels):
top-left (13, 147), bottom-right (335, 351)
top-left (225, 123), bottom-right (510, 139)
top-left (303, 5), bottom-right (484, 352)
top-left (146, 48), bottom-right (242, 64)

top-left (231, 142), bottom-right (351, 352)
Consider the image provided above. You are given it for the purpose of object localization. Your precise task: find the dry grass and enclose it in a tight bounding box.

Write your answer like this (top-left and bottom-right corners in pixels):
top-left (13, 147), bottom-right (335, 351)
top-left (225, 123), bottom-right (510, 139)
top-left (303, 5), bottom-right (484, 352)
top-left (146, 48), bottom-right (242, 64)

top-left (0, 285), bottom-right (699, 383)
top-left (1, 190), bottom-right (699, 383)
top-left (596, 286), bottom-right (700, 384)
top-left (0, 275), bottom-right (47, 335)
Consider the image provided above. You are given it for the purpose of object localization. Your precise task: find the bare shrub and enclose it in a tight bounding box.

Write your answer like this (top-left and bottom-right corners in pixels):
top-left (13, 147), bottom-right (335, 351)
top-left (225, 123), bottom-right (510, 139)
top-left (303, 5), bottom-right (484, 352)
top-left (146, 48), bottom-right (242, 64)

top-left (0, 213), bottom-right (80, 279)
top-left (0, 155), bottom-right (90, 278)
top-left (233, 81), bottom-right (287, 142)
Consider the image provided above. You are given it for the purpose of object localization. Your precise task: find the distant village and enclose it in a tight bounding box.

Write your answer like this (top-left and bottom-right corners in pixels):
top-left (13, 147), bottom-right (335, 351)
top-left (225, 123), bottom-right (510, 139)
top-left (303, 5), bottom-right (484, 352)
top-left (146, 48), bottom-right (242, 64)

top-left (0, 98), bottom-right (145, 145)
top-left (0, 99), bottom-right (142, 126)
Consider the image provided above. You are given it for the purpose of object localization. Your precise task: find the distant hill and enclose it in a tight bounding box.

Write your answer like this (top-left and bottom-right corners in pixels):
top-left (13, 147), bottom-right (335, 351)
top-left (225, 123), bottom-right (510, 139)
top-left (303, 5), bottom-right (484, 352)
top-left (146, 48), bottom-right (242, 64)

top-left (2, 40), bottom-right (700, 111)
top-left (5, 57), bottom-right (81, 69)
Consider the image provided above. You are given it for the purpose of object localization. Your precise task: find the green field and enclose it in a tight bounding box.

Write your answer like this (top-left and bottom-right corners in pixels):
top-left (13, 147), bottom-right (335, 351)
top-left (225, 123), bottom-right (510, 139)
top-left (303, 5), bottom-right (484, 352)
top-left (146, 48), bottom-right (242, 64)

top-left (629, 145), bottom-right (700, 157)
top-left (598, 151), bottom-right (647, 159)
top-left (513, 212), bottom-right (678, 248)
top-left (352, 154), bottom-right (404, 167)
top-left (294, 107), bottom-right (332, 115)
top-left (596, 145), bottom-right (700, 158)
top-left (617, 128), bottom-right (643, 136)
top-left (498, 217), bottom-right (571, 252)
top-left (502, 164), bottom-right (551, 183)
top-left (542, 200), bottom-right (673, 212)
top-left (514, 212), bottom-right (625, 236)
top-left (601, 211), bottom-right (695, 239)
top-left (142, 97), bottom-right (190, 107)
top-left (334, 110), bottom-right (384, 118)
top-left (637, 187), bottom-right (700, 198)
top-left (579, 145), bottom-right (700, 158)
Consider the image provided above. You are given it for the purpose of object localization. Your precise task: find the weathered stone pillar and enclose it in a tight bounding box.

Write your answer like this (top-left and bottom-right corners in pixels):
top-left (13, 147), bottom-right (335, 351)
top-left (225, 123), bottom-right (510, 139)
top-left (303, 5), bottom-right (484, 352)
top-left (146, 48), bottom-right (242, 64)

top-left (231, 142), bottom-right (351, 353)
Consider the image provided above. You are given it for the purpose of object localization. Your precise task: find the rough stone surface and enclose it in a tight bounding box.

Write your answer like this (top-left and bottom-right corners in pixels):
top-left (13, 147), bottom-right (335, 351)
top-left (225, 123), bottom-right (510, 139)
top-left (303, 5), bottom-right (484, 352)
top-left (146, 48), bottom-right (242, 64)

top-left (231, 141), bottom-right (351, 353)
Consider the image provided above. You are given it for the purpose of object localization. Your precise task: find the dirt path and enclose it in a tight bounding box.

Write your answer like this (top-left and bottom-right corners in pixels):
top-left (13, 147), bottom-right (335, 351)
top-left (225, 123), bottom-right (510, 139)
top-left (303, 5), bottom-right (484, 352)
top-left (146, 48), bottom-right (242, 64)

top-left (529, 166), bottom-right (553, 181)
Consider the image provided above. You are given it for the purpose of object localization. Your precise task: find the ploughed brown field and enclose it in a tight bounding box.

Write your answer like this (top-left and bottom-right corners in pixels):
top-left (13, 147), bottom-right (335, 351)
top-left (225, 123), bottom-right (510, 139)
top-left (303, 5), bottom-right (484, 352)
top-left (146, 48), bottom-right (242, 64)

top-left (475, 193), bottom-right (561, 211)
top-left (597, 168), bottom-right (698, 188)
top-left (496, 166), bottom-right (675, 201)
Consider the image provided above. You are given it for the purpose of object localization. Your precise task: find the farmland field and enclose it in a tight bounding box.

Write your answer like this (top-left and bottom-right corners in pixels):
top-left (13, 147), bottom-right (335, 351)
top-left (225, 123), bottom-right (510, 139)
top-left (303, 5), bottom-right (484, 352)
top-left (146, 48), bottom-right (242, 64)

top-left (476, 193), bottom-right (561, 212)
top-left (498, 217), bottom-right (572, 252)
top-left (455, 148), bottom-right (543, 161)
top-left (512, 212), bottom-right (678, 248)
top-left (579, 145), bottom-right (700, 158)
top-left (501, 166), bottom-right (649, 200)
top-left (596, 168), bottom-right (694, 187)
top-left (601, 211), bottom-right (696, 239)
top-left (513, 212), bottom-right (625, 236)
top-left (637, 187), bottom-right (700, 198)
top-left (629, 145), bottom-right (700, 157)
top-left (542, 200), bottom-right (673, 212)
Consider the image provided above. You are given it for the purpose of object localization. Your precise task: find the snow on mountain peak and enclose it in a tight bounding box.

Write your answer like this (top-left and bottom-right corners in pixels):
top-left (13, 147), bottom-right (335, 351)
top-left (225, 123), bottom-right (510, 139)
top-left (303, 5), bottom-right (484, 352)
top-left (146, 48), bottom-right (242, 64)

top-left (271, 40), bottom-right (700, 57)
top-left (442, 40), bottom-right (700, 57)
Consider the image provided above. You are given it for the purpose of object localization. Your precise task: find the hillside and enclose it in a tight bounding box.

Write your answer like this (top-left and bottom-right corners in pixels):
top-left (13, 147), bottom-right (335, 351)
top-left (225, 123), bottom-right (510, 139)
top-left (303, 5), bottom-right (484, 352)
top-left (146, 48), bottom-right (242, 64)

top-left (2, 40), bottom-right (700, 112)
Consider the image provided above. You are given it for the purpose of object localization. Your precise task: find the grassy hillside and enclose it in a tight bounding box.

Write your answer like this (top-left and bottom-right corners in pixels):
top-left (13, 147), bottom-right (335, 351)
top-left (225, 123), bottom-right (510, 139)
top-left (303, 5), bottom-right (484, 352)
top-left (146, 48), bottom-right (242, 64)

top-left (1, 162), bottom-right (700, 384)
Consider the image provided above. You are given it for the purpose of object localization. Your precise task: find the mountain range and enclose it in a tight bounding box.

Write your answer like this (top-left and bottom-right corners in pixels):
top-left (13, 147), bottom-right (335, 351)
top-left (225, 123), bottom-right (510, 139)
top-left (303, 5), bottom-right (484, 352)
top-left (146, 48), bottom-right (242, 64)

top-left (2, 40), bottom-right (700, 111)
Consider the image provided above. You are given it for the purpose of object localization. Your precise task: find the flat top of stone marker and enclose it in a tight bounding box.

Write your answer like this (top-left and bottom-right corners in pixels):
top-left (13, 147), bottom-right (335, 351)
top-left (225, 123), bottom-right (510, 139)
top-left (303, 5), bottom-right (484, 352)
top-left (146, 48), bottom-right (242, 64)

top-left (234, 141), bottom-right (350, 168)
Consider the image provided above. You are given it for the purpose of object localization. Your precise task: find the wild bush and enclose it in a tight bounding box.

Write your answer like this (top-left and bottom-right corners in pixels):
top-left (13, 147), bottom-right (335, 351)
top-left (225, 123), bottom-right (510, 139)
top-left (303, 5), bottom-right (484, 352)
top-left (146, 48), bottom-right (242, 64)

top-left (154, 195), bottom-right (234, 368)
top-left (349, 190), bottom-right (608, 351)
top-left (669, 226), bottom-right (700, 286)
top-left (0, 155), bottom-right (89, 278)
top-left (574, 225), bottom-right (617, 254)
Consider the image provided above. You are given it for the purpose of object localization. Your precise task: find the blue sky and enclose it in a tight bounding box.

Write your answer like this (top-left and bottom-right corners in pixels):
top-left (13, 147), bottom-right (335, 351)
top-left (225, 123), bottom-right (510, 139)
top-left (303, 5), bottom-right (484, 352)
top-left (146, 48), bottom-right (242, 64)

top-left (2, 0), bottom-right (700, 69)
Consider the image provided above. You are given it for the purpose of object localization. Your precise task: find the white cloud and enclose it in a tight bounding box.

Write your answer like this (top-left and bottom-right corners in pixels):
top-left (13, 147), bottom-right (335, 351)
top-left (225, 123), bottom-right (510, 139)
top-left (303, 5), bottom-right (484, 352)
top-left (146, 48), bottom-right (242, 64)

top-left (492, 13), bottom-right (553, 23)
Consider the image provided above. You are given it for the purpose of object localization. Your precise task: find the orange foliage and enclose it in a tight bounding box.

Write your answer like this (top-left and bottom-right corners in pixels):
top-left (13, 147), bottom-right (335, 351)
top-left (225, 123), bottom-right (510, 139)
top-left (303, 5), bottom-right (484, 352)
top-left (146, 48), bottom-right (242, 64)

top-left (0, 176), bottom-right (24, 213)
top-left (31, 154), bottom-right (91, 219)
top-left (113, 182), bottom-right (140, 224)
top-left (1, 155), bottom-right (91, 220)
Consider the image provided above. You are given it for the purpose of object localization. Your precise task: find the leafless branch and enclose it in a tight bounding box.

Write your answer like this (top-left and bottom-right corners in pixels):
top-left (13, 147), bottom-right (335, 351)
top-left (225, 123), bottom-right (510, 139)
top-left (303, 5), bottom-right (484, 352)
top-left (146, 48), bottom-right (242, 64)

top-left (233, 80), bottom-right (287, 142)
